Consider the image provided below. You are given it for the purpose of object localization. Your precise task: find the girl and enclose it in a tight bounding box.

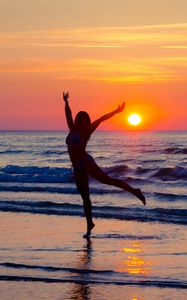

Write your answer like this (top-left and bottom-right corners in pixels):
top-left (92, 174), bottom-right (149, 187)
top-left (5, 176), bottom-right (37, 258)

top-left (63, 92), bottom-right (146, 238)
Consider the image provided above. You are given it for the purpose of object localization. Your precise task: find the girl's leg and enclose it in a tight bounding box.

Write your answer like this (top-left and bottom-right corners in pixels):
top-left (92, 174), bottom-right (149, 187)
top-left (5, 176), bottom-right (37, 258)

top-left (87, 161), bottom-right (146, 205)
top-left (74, 171), bottom-right (95, 237)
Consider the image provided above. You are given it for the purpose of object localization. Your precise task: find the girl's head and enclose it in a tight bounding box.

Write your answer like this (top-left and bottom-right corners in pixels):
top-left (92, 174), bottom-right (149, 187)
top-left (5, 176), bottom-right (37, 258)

top-left (74, 111), bottom-right (91, 129)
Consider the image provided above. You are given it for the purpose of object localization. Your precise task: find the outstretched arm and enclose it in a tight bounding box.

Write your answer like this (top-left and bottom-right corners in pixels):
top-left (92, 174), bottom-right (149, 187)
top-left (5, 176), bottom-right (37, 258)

top-left (63, 92), bottom-right (74, 130)
top-left (89, 102), bottom-right (125, 133)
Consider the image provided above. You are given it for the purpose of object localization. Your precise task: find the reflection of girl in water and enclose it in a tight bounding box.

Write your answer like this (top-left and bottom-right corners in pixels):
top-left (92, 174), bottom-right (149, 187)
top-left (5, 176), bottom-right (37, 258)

top-left (63, 92), bottom-right (146, 238)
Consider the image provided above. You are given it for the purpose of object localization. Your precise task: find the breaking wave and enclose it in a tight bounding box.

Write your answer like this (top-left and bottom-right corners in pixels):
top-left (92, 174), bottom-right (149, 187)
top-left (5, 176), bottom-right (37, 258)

top-left (1, 164), bottom-right (186, 184)
top-left (0, 200), bottom-right (186, 225)
top-left (164, 147), bottom-right (187, 154)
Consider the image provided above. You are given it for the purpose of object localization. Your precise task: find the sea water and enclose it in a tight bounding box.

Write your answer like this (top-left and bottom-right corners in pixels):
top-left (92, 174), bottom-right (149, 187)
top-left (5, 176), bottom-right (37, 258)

top-left (0, 130), bottom-right (187, 299)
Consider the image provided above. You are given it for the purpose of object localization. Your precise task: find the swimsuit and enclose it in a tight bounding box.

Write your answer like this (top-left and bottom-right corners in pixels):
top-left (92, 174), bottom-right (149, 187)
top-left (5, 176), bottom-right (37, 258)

top-left (66, 130), bottom-right (93, 173)
top-left (73, 153), bottom-right (95, 173)
top-left (66, 131), bottom-right (81, 145)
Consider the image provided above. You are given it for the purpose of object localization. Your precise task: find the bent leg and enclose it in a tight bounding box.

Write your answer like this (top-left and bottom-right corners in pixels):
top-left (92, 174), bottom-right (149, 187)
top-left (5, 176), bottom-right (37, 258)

top-left (87, 161), bottom-right (146, 205)
top-left (74, 171), bottom-right (95, 237)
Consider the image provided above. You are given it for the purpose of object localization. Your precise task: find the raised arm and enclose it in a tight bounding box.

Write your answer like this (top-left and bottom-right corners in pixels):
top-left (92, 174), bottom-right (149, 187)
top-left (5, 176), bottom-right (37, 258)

top-left (63, 92), bottom-right (74, 130)
top-left (89, 102), bottom-right (125, 133)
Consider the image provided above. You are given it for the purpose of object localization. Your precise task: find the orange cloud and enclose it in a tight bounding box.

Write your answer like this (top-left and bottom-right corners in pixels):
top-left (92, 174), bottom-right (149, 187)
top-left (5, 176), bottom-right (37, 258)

top-left (0, 23), bottom-right (187, 48)
top-left (0, 23), bottom-right (187, 85)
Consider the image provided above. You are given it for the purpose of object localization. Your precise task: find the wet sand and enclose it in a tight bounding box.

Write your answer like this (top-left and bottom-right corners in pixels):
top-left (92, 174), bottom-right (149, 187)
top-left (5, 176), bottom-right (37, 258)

top-left (0, 211), bottom-right (187, 300)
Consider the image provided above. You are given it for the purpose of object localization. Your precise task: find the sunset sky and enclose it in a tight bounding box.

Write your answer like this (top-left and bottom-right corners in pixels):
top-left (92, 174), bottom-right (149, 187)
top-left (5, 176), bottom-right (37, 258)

top-left (0, 0), bottom-right (187, 130)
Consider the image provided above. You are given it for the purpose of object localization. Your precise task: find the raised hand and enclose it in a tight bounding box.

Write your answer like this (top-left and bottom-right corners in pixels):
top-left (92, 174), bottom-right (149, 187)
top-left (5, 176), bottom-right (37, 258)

top-left (63, 91), bottom-right (70, 102)
top-left (116, 102), bottom-right (125, 113)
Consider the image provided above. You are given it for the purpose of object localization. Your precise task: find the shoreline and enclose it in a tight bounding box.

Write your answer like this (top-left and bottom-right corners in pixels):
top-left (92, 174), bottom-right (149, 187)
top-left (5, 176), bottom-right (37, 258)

top-left (0, 209), bottom-right (187, 299)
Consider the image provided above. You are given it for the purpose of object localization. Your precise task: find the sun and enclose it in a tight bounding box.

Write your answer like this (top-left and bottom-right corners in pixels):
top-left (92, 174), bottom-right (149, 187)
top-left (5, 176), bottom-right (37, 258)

top-left (128, 113), bottom-right (142, 126)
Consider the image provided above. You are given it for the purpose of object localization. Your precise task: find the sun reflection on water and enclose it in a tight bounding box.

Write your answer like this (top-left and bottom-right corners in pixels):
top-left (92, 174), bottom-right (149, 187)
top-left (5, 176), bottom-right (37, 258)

top-left (132, 296), bottom-right (144, 300)
top-left (119, 242), bottom-right (153, 275)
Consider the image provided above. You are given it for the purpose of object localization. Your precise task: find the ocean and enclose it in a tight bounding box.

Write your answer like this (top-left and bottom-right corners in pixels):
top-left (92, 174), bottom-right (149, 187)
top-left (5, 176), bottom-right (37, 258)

top-left (0, 130), bottom-right (187, 299)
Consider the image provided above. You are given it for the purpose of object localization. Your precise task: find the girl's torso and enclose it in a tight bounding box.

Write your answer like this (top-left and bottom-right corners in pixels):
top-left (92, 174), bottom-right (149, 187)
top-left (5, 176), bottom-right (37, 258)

top-left (66, 130), bottom-right (90, 166)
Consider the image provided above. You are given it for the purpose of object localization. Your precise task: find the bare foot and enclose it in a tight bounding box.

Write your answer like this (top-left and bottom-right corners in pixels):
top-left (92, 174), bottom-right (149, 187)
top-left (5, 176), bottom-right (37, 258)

top-left (134, 189), bottom-right (146, 205)
top-left (83, 223), bottom-right (95, 238)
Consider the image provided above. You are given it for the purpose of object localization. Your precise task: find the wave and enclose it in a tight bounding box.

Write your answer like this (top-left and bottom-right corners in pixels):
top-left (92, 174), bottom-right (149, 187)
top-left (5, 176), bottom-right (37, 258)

top-left (1, 147), bottom-right (186, 157)
top-left (134, 166), bottom-right (187, 181)
top-left (135, 167), bottom-right (157, 174)
top-left (151, 166), bottom-right (187, 181)
top-left (0, 164), bottom-right (140, 184)
top-left (1, 184), bottom-right (187, 201)
top-left (0, 165), bottom-right (68, 175)
top-left (0, 149), bottom-right (26, 155)
top-left (103, 165), bottom-right (187, 182)
top-left (114, 159), bottom-right (131, 163)
top-left (141, 159), bottom-right (165, 163)
top-left (0, 200), bottom-right (187, 225)
top-left (104, 164), bottom-right (129, 174)
top-left (164, 147), bottom-right (187, 154)
top-left (41, 150), bottom-right (68, 156)
top-left (153, 192), bottom-right (187, 201)
top-left (0, 262), bottom-right (187, 288)
top-left (0, 165), bottom-right (73, 183)
top-left (0, 164), bottom-right (187, 185)
top-left (0, 185), bottom-right (122, 195)
top-left (1, 262), bottom-right (113, 275)
top-left (92, 233), bottom-right (162, 240)
top-left (1, 184), bottom-right (186, 201)
top-left (0, 275), bottom-right (186, 289)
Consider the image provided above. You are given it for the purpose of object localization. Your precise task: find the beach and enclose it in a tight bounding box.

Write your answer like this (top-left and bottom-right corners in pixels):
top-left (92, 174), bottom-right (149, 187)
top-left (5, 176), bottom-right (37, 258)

top-left (0, 212), bottom-right (187, 300)
top-left (0, 130), bottom-right (187, 299)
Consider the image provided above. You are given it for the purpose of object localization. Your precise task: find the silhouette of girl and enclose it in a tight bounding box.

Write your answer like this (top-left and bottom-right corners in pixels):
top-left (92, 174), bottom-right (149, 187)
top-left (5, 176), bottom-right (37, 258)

top-left (63, 92), bottom-right (146, 238)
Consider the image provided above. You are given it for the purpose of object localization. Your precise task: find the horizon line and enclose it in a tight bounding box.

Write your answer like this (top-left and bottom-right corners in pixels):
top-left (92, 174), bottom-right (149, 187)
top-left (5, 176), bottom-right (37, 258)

top-left (0, 129), bottom-right (187, 132)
